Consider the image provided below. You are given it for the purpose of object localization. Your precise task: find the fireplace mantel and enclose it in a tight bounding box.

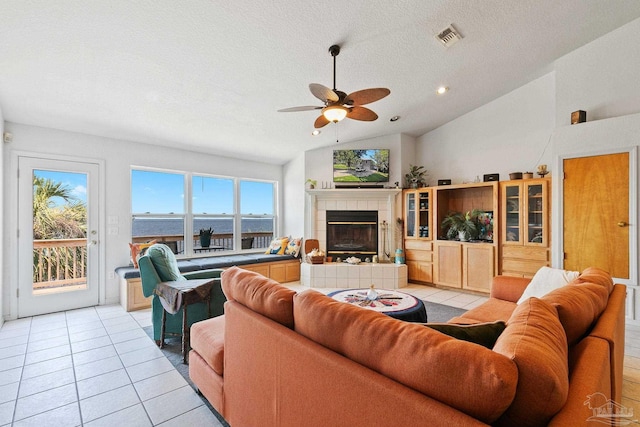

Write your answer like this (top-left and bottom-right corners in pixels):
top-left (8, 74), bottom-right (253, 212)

top-left (306, 188), bottom-right (401, 198)
top-left (305, 188), bottom-right (402, 262)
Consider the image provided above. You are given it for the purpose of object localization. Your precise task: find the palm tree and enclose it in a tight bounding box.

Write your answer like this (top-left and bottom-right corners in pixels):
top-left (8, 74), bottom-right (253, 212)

top-left (33, 176), bottom-right (85, 239)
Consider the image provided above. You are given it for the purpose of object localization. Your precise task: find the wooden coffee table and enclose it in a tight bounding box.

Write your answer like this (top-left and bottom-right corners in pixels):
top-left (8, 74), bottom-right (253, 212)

top-left (328, 288), bottom-right (427, 323)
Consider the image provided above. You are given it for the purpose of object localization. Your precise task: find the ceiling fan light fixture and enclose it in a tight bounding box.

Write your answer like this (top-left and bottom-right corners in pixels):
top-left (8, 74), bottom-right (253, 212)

top-left (322, 105), bottom-right (348, 123)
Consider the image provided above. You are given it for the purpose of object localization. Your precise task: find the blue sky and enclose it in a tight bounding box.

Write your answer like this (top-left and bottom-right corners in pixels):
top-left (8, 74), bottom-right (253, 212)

top-left (34, 170), bottom-right (87, 205)
top-left (131, 170), bottom-right (274, 215)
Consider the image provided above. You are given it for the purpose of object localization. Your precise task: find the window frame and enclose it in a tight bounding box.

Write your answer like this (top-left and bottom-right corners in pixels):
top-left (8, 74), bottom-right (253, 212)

top-left (131, 166), bottom-right (278, 257)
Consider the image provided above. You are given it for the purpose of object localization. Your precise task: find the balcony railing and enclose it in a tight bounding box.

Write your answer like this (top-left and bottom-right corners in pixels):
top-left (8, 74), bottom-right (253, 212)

top-left (33, 238), bottom-right (87, 290)
top-left (131, 232), bottom-right (273, 254)
top-left (31, 232), bottom-right (274, 290)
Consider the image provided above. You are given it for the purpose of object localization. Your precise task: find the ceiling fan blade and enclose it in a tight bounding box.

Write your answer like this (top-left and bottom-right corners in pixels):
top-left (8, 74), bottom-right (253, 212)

top-left (314, 115), bottom-right (330, 128)
top-left (309, 83), bottom-right (339, 103)
top-left (344, 88), bottom-right (390, 106)
top-left (277, 106), bottom-right (322, 112)
top-left (347, 106), bottom-right (378, 122)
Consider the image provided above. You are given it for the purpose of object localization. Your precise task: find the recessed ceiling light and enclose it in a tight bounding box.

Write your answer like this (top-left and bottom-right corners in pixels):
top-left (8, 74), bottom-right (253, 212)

top-left (311, 130), bottom-right (321, 136)
top-left (390, 116), bottom-right (400, 122)
top-left (437, 86), bottom-right (449, 95)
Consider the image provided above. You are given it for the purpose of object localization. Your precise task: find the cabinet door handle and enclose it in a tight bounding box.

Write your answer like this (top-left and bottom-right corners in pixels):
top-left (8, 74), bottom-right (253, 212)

top-left (617, 221), bottom-right (628, 227)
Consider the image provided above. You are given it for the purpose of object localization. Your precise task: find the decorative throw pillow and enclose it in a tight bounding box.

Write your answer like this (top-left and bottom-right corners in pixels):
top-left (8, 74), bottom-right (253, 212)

top-left (285, 237), bottom-right (302, 257)
top-left (146, 243), bottom-right (185, 282)
top-left (264, 237), bottom-right (289, 255)
top-left (516, 266), bottom-right (579, 304)
top-left (129, 240), bottom-right (157, 268)
top-left (424, 321), bottom-right (507, 349)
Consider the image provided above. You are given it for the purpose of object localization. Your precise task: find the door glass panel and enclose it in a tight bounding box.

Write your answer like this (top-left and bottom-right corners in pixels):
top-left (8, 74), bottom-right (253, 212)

top-left (418, 192), bottom-right (429, 238)
top-left (505, 185), bottom-right (520, 242)
top-left (405, 193), bottom-right (416, 238)
top-left (32, 170), bottom-right (88, 295)
top-left (527, 184), bottom-right (544, 243)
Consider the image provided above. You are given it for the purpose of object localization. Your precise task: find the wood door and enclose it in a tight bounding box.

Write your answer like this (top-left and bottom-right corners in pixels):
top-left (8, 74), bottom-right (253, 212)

top-left (563, 152), bottom-right (629, 278)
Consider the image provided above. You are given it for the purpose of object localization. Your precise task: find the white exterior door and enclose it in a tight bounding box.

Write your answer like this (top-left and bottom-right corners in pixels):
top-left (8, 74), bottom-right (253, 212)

top-left (18, 156), bottom-right (101, 317)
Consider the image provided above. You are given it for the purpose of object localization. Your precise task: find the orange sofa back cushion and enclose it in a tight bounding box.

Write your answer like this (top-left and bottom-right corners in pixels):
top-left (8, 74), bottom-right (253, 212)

top-left (293, 290), bottom-right (518, 424)
top-left (542, 282), bottom-right (609, 345)
top-left (573, 266), bottom-right (614, 292)
top-left (221, 266), bottom-right (296, 329)
top-left (493, 297), bottom-right (569, 427)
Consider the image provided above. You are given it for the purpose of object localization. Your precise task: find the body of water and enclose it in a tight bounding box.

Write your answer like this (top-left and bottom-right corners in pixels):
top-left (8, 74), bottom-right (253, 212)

top-left (132, 218), bottom-right (273, 237)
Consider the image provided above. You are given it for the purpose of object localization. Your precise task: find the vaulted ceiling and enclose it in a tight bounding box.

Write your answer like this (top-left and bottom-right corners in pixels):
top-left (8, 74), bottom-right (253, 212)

top-left (1, 1), bottom-right (640, 165)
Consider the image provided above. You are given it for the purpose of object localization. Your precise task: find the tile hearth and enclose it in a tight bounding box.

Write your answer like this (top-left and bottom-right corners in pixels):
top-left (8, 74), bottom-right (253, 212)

top-left (300, 262), bottom-right (407, 289)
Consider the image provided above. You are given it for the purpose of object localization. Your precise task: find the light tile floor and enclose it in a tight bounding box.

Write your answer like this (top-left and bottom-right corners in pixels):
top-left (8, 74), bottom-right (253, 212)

top-left (0, 283), bottom-right (638, 426)
top-left (0, 304), bottom-right (223, 427)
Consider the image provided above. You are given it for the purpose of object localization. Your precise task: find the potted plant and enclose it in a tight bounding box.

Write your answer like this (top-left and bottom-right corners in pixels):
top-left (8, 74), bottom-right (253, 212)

top-left (306, 178), bottom-right (317, 189)
top-left (405, 165), bottom-right (427, 188)
top-left (199, 227), bottom-right (213, 248)
top-left (441, 209), bottom-right (485, 242)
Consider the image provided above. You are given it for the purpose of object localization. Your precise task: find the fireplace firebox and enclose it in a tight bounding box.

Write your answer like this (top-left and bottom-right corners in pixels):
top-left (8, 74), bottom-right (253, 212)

top-left (326, 211), bottom-right (378, 261)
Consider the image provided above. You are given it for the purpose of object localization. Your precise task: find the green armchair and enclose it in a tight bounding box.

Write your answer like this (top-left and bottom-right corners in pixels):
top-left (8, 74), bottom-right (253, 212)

top-left (138, 244), bottom-right (226, 344)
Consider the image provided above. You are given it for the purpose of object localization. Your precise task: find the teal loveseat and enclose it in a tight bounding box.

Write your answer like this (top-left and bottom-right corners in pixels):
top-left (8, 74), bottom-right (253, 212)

top-left (138, 244), bottom-right (226, 344)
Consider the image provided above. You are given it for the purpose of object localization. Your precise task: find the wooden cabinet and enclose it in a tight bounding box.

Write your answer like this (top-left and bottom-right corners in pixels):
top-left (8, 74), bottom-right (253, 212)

top-left (433, 241), bottom-right (495, 291)
top-left (268, 261), bottom-right (302, 283)
top-left (499, 178), bottom-right (550, 277)
top-left (432, 182), bottom-right (499, 293)
top-left (403, 189), bottom-right (433, 283)
top-left (405, 240), bottom-right (433, 283)
top-left (463, 244), bottom-right (494, 292)
top-left (124, 277), bottom-right (153, 311)
top-left (434, 241), bottom-right (462, 288)
top-left (404, 189), bottom-right (431, 239)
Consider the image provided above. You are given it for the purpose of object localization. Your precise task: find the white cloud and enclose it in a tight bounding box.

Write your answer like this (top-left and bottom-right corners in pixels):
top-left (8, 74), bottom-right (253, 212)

top-left (72, 185), bottom-right (87, 196)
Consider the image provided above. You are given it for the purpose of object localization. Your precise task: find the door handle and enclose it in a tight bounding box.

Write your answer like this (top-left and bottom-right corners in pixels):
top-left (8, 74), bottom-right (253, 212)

top-left (617, 221), bottom-right (628, 227)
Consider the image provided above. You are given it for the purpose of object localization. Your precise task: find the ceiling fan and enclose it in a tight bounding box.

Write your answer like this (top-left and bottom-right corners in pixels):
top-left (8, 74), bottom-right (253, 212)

top-left (278, 44), bottom-right (390, 129)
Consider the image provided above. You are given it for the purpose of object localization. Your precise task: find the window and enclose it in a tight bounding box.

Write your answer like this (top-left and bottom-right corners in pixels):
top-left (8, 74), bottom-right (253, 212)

top-left (240, 180), bottom-right (275, 251)
top-left (131, 170), bottom-right (185, 254)
top-left (131, 168), bottom-right (276, 256)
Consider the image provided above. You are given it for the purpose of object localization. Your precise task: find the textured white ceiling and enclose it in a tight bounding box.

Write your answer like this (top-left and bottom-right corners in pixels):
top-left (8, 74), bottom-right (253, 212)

top-left (1, 1), bottom-right (640, 165)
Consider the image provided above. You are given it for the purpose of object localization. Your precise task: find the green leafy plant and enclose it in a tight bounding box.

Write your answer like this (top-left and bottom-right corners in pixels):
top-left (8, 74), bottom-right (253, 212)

top-left (305, 178), bottom-right (317, 189)
top-left (404, 165), bottom-right (427, 188)
top-left (441, 209), bottom-right (485, 241)
top-left (199, 227), bottom-right (213, 236)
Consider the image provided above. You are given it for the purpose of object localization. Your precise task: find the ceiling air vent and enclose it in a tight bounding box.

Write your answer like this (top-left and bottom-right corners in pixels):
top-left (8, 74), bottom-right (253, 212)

top-left (435, 24), bottom-right (462, 48)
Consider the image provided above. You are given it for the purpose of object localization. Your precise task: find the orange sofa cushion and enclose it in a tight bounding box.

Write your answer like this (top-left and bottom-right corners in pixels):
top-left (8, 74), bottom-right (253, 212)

top-left (190, 316), bottom-right (225, 376)
top-left (449, 297), bottom-right (516, 324)
top-left (573, 266), bottom-right (614, 293)
top-left (221, 266), bottom-right (296, 328)
top-left (294, 290), bottom-right (518, 424)
top-left (542, 282), bottom-right (609, 345)
top-left (493, 297), bottom-right (569, 427)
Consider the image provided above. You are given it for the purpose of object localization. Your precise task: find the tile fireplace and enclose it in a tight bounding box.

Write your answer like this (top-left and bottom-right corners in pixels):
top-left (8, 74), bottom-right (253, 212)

top-left (326, 210), bottom-right (378, 261)
top-left (305, 188), bottom-right (402, 261)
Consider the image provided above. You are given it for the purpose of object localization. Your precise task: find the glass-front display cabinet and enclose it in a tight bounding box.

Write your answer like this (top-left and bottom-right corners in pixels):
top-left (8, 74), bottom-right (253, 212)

top-left (404, 189), bottom-right (430, 239)
top-left (501, 179), bottom-right (548, 246)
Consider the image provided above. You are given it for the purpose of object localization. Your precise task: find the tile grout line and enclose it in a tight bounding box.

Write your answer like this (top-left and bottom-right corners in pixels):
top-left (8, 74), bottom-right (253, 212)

top-left (9, 316), bottom-right (31, 426)
top-left (65, 308), bottom-right (85, 427)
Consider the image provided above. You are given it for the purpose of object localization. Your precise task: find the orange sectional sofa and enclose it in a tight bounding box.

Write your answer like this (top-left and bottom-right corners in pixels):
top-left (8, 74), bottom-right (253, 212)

top-left (189, 266), bottom-right (625, 427)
